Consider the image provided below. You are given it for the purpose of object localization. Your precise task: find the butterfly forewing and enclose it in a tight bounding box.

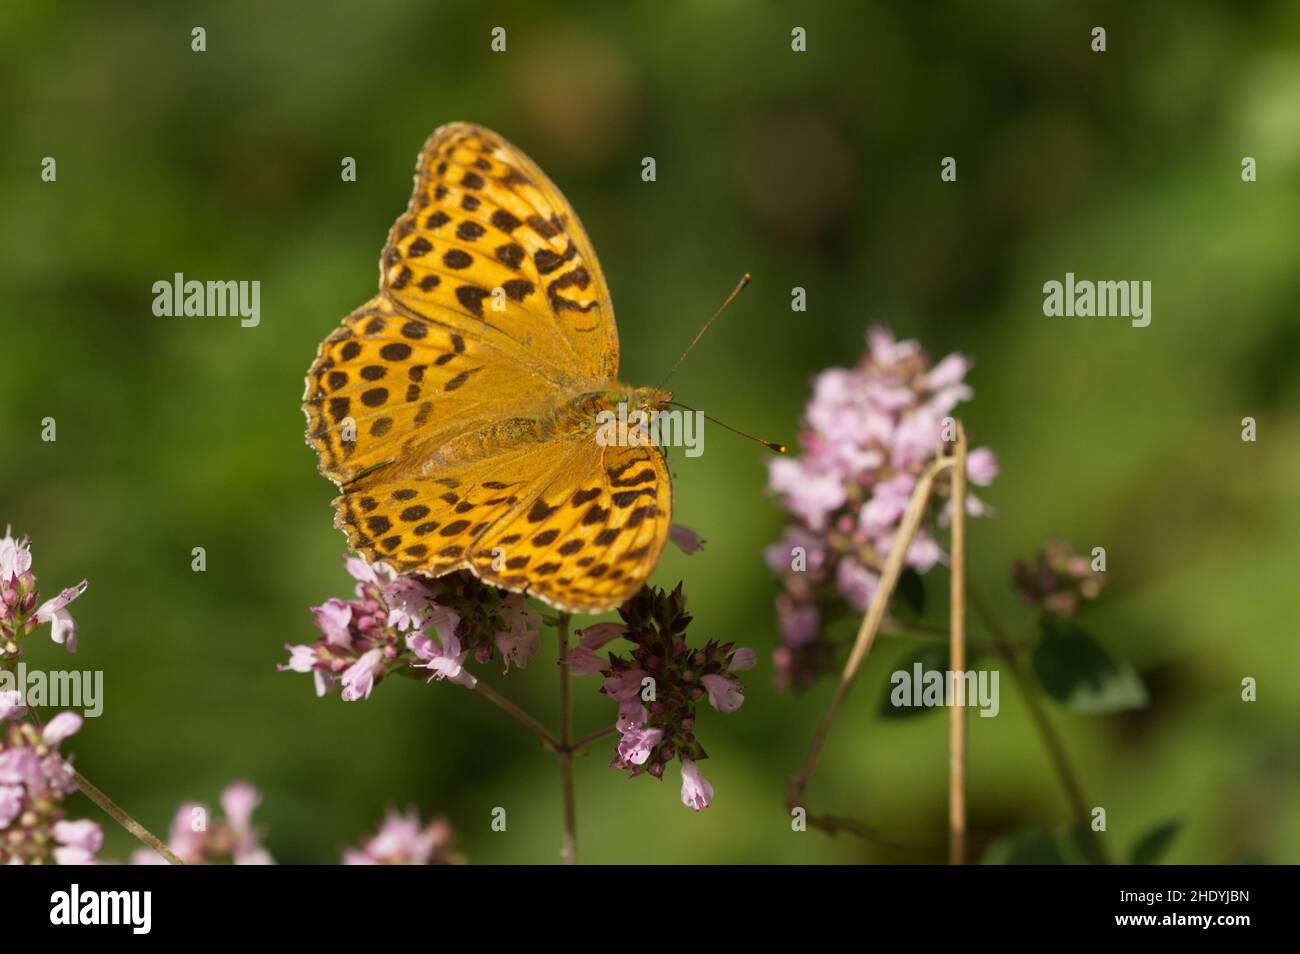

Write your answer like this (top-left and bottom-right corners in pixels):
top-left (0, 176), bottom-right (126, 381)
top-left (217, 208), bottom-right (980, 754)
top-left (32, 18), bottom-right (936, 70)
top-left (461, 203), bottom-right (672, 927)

top-left (381, 122), bottom-right (619, 386)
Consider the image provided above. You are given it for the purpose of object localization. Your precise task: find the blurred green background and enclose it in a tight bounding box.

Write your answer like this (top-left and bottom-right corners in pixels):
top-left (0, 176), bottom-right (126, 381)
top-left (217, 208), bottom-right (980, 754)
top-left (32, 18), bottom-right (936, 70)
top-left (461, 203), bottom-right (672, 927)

top-left (2, 0), bottom-right (1298, 864)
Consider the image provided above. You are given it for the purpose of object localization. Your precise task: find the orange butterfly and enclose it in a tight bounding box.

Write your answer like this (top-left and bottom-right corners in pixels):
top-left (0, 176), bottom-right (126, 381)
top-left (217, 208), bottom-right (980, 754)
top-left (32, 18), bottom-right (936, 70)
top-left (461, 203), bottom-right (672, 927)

top-left (304, 123), bottom-right (674, 614)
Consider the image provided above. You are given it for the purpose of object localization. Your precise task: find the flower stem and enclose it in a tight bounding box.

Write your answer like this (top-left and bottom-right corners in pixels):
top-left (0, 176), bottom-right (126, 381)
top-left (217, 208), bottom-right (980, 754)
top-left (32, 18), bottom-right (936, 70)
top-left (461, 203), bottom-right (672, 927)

top-left (948, 424), bottom-right (968, 865)
top-left (556, 612), bottom-right (577, 865)
top-left (788, 455), bottom-right (954, 831)
top-left (473, 679), bottom-right (562, 753)
top-left (968, 585), bottom-right (1112, 865)
top-left (570, 725), bottom-right (617, 756)
top-left (71, 769), bottom-right (185, 865)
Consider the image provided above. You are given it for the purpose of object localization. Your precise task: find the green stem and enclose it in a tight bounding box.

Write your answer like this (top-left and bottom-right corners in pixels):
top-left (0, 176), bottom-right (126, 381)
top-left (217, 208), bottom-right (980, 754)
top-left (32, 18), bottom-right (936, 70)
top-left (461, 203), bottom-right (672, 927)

top-left (72, 769), bottom-right (185, 865)
top-left (557, 613), bottom-right (577, 865)
top-left (969, 586), bottom-right (1112, 865)
top-left (570, 725), bottom-right (617, 756)
top-left (474, 679), bottom-right (562, 753)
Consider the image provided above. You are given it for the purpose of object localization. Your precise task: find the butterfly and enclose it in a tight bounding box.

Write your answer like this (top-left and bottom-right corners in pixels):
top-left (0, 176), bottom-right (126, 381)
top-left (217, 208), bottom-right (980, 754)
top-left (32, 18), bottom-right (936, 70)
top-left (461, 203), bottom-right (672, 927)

top-left (303, 123), bottom-right (674, 614)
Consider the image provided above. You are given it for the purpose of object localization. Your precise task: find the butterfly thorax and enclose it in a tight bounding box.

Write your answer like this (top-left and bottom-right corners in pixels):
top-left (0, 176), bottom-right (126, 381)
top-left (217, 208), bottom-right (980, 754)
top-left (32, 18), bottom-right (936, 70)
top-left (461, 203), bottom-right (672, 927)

top-left (549, 385), bottom-right (673, 439)
top-left (414, 386), bottom-right (670, 475)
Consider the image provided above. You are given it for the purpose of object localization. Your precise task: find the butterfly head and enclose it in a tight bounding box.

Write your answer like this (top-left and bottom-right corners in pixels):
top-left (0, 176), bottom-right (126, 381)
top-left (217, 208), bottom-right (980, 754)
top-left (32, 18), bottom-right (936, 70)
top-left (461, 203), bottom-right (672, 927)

top-left (626, 386), bottom-right (673, 417)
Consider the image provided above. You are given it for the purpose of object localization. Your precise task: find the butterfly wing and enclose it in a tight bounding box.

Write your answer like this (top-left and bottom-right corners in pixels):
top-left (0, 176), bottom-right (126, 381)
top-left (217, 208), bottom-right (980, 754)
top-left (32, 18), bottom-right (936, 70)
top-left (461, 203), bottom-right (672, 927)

top-left (306, 122), bottom-right (621, 485)
top-left (381, 121), bottom-right (618, 385)
top-left (304, 294), bottom-right (561, 485)
top-left (326, 439), bottom-right (671, 612)
top-left (467, 442), bottom-right (672, 613)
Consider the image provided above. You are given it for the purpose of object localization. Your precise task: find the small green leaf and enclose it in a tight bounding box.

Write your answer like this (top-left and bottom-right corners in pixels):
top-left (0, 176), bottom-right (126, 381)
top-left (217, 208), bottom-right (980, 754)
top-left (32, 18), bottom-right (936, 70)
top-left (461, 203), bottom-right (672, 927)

top-left (879, 644), bottom-right (949, 719)
top-left (1130, 819), bottom-right (1182, 865)
top-left (1033, 617), bottom-right (1148, 713)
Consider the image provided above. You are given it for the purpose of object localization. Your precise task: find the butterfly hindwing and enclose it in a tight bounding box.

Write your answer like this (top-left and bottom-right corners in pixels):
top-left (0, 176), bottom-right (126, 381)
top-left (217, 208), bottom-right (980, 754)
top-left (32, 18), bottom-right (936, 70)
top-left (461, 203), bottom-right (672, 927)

top-left (329, 443), bottom-right (544, 577)
top-left (467, 442), bottom-right (673, 613)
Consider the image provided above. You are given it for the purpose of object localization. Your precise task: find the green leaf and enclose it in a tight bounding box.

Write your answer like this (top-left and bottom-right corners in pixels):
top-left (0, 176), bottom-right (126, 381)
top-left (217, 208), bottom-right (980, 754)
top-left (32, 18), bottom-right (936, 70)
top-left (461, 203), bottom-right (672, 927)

top-left (879, 644), bottom-right (949, 719)
top-left (1032, 617), bottom-right (1148, 713)
top-left (1130, 819), bottom-right (1182, 865)
top-left (897, 567), bottom-right (926, 616)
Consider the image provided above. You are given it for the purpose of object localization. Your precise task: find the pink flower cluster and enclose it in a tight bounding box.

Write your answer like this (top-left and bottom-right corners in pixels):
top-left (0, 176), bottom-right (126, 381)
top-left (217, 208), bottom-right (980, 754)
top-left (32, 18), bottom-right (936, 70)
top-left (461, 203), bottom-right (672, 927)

top-left (129, 783), bottom-right (459, 865)
top-left (132, 781), bottom-right (272, 865)
top-left (282, 557), bottom-right (541, 699)
top-left (568, 584), bottom-right (754, 811)
top-left (1, 525), bottom-right (87, 662)
top-left (342, 808), bottom-right (460, 865)
top-left (766, 328), bottom-right (997, 688)
top-left (0, 695), bottom-right (101, 864)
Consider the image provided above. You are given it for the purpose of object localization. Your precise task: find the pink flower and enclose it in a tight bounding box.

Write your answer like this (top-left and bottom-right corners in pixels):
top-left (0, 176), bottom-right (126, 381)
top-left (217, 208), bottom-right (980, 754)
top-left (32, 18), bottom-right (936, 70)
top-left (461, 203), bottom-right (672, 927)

top-left (35, 582), bottom-right (88, 652)
top-left (617, 724), bottom-right (664, 766)
top-left (924, 352), bottom-right (971, 391)
top-left (764, 526), bottom-right (828, 576)
top-left (424, 603), bottom-right (460, 643)
top-left (0, 784), bottom-right (23, 828)
top-left (566, 622), bottom-right (627, 674)
top-left (52, 819), bottom-right (103, 865)
top-left (340, 649), bottom-right (384, 701)
top-left (602, 669), bottom-right (647, 703)
top-left (668, 524), bottom-right (706, 555)
top-left (0, 690), bottom-right (25, 720)
top-left (836, 559), bottom-right (879, 612)
top-left (776, 596), bottom-right (820, 647)
top-left (729, 648), bottom-right (756, 671)
top-left (766, 327), bottom-right (997, 688)
top-left (221, 782), bottom-right (261, 829)
top-left (859, 473), bottom-right (917, 531)
top-left (579, 622), bottom-right (627, 649)
top-left (617, 700), bottom-right (648, 733)
top-left (0, 526), bottom-right (32, 582)
top-left (42, 711), bottom-right (82, 745)
top-left (311, 598), bottom-right (353, 646)
top-left (346, 557), bottom-right (394, 587)
top-left (417, 633), bottom-right (476, 689)
top-left (768, 458), bottom-right (846, 531)
top-left (966, 447), bottom-right (999, 486)
top-left (343, 809), bottom-right (458, 865)
top-left (0, 747), bottom-right (40, 788)
top-left (281, 644), bottom-right (317, 673)
top-left (0, 702), bottom-right (99, 864)
top-left (701, 673), bottom-right (745, 713)
top-left (139, 783), bottom-right (274, 865)
top-left (494, 595), bottom-right (540, 672)
top-left (680, 759), bottom-right (713, 811)
top-left (565, 646), bottom-right (606, 674)
top-left (495, 628), bottom-right (538, 671)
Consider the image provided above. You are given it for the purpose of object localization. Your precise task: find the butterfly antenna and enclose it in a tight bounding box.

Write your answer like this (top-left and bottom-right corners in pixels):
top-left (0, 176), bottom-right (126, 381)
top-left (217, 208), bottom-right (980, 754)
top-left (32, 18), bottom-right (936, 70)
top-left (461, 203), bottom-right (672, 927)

top-left (657, 273), bottom-right (751, 390)
top-left (669, 401), bottom-right (786, 455)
